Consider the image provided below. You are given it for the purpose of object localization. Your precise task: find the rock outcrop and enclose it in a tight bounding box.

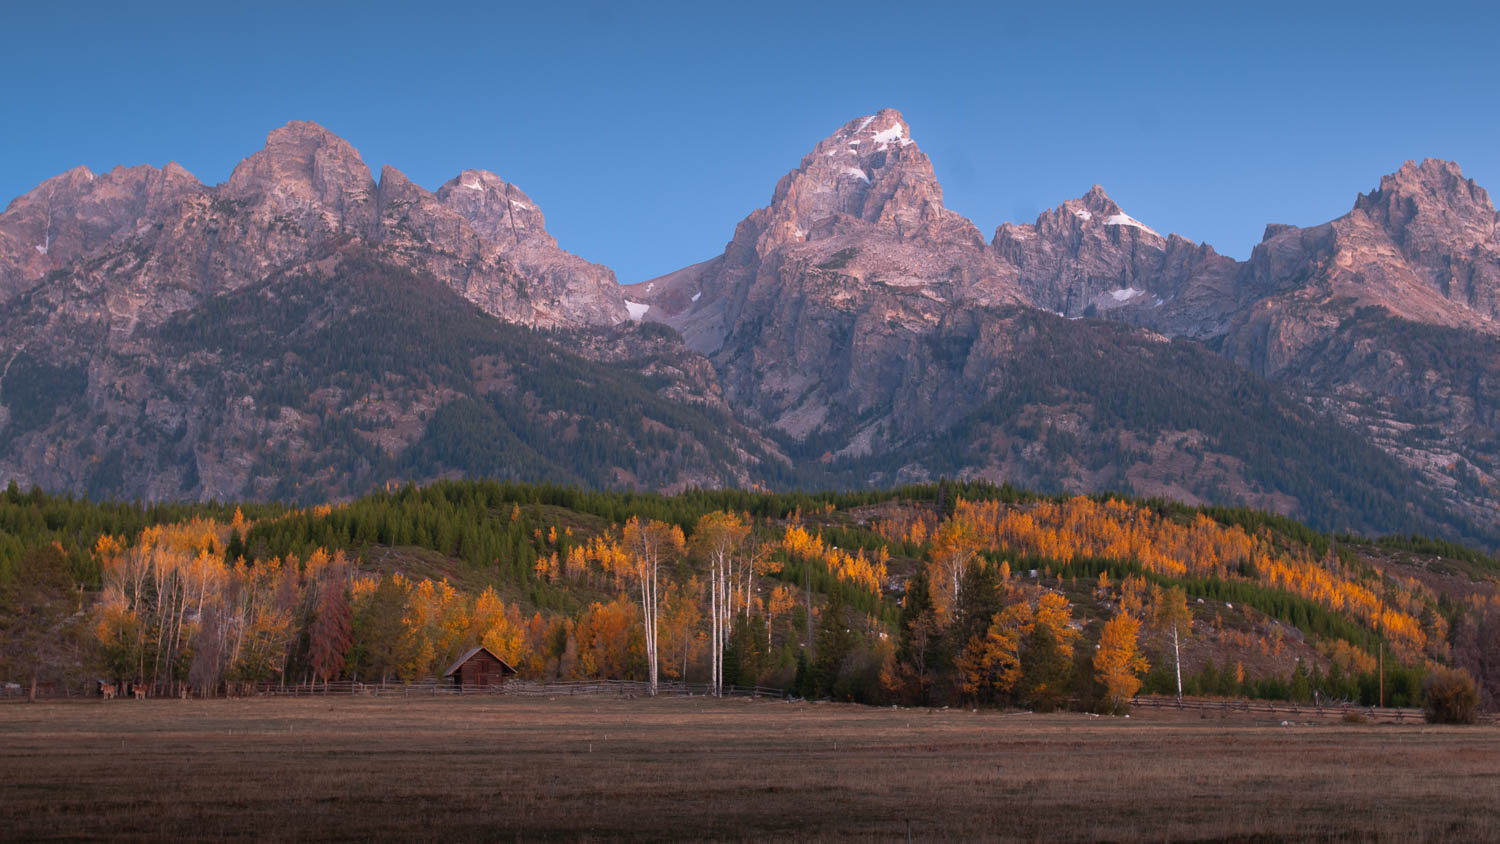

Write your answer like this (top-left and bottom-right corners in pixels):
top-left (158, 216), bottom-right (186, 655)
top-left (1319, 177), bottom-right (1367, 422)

top-left (627, 109), bottom-right (1024, 453)
top-left (0, 121), bottom-right (626, 338)
top-left (0, 163), bottom-right (204, 301)
top-left (2, 115), bottom-right (1497, 545)
top-left (994, 185), bottom-right (1240, 338)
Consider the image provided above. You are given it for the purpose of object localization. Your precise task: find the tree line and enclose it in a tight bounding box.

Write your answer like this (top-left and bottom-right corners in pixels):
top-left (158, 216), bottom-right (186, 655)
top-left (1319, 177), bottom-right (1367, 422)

top-left (0, 482), bottom-right (1492, 720)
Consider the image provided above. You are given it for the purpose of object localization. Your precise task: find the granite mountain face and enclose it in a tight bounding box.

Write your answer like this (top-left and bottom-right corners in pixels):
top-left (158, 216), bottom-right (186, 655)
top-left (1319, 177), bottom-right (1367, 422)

top-left (0, 122), bottom-right (745, 502)
top-left (1, 114), bottom-right (1497, 545)
top-left (0, 121), bottom-right (627, 333)
top-left (629, 111), bottom-right (1500, 544)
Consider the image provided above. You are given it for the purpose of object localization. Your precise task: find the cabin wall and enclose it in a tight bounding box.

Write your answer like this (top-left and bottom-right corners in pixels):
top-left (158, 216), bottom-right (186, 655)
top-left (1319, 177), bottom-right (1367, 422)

top-left (457, 654), bottom-right (510, 687)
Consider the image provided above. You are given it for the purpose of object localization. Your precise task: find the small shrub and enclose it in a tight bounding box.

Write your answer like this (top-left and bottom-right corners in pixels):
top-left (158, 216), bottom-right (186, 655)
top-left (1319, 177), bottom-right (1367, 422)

top-left (1340, 711), bottom-right (1367, 724)
top-left (1423, 668), bottom-right (1479, 724)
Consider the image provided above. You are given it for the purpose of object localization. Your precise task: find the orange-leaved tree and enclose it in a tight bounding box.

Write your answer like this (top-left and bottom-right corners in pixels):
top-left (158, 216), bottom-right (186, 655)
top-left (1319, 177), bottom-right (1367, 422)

top-left (308, 557), bottom-right (353, 689)
top-left (469, 587), bottom-right (526, 667)
top-left (927, 516), bottom-right (982, 623)
top-left (957, 589), bottom-right (1078, 704)
top-left (692, 511), bottom-right (750, 696)
top-left (1095, 611), bottom-right (1148, 713)
top-left (619, 516), bottom-right (685, 695)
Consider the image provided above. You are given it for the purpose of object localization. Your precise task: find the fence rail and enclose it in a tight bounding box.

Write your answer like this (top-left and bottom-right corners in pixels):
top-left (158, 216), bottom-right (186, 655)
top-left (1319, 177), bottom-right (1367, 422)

top-left (245, 679), bottom-right (786, 699)
top-left (4, 683), bottom-right (1490, 722)
top-left (1127, 694), bottom-right (1443, 722)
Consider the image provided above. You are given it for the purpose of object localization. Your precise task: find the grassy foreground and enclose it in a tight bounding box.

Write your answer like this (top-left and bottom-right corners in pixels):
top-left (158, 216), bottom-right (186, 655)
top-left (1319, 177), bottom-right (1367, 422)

top-left (1, 696), bottom-right (1496, 841)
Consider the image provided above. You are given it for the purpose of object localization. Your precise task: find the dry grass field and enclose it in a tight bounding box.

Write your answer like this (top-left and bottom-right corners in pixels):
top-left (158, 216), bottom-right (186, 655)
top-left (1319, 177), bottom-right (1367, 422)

top-left (1, 695), bottom-right (1497, 842)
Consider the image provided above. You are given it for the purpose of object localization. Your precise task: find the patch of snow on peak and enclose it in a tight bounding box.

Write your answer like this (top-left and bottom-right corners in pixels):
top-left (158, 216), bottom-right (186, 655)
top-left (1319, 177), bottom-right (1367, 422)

top-left (1072, 208), bottom-right (1093, 221)
top-left (624, 300), bottom-right (650, 321)
top-left (460, 175), bottom-right (485, 191)
top-left (35, 244), bottom-right (48, 255)
top-left (842, 166), bottom-right (870, 183)
top-left (1104, 213), bottom-right (1159, 236)
top-left (871, 124), bottom-right (906, 145)
top-left (856, 115), bottom-right (876, 131)
top-left (1110, 287), bottom-right (1145, 302)
top-left (691, 290), bottom-right (702, 302)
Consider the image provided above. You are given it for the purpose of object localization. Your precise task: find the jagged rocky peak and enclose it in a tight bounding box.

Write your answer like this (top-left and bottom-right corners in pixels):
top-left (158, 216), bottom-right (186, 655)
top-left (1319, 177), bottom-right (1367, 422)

top-left (992, 184), bottom-right (1240, 337)
top-left (0, 161), bottom-right (205, 300)
top-left (1261, 223), bottom-right (1299, 242)
top-left (222, 120), bottom-right (376, 230)
top-left (7, 165), bottom-right (98, 209)
top-left (1355, 158), bottom-right (1497, 245)
top-left (996, 184), bottom-right (1161, 246)
top-left (755, 108), bottom-right (982, 247)
top-left (436, 169), bottom-right (554, 248)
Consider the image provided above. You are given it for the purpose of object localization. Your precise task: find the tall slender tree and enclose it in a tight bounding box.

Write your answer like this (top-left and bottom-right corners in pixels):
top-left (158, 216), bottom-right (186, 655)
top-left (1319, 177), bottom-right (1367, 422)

top-left (620, 517), bottom-right (685, 695)
top-left (1150, 585), bottom-right (1192, 700)
top-left (691, 511), bottom-right (749, 695)
top-left (308, 561), bottom-right (353, 689)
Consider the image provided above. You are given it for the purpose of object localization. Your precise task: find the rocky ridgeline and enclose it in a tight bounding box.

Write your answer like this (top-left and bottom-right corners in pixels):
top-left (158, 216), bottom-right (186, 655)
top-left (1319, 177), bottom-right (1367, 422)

top-left (1, 113), bottom-right (1498, 543)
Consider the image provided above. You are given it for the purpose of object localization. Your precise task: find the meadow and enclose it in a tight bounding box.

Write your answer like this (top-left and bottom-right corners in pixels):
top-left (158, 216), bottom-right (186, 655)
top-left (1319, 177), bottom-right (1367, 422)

top-left (2, 696), bottom-right (1496, 841)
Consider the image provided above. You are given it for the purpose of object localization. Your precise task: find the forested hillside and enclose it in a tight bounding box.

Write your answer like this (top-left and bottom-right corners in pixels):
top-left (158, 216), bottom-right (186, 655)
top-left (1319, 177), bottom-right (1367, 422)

top-left (0, 248), bottom-right (790, 504)
top-left (2, 480), bottom-right (1496, 715)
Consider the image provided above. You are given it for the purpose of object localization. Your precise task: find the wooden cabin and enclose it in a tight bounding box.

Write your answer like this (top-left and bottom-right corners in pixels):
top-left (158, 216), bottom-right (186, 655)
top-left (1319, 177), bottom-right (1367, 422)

top-left (442, 646), bottom-right (518, 688)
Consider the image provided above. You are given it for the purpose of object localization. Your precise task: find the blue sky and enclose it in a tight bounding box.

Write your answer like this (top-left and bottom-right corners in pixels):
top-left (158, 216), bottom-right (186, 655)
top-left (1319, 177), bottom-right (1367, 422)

top-left (3, 1), bottom-right (1496, 283)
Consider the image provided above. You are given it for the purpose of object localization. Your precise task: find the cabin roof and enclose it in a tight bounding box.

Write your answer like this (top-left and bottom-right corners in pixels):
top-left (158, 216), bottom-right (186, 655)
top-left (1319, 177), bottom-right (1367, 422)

top-left (441, 645), bottom-right (517, 678)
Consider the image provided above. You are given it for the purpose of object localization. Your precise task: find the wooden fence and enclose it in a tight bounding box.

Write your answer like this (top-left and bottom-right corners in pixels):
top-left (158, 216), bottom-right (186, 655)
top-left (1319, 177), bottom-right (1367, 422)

top-left (248, 679), bottom-right (787, 700)
top-left (1127, 694), bottom-right (1447, 723)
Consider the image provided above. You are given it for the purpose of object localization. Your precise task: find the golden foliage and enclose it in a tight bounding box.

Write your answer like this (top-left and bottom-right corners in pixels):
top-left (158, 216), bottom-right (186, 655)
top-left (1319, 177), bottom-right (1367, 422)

top-left (780, 525), bottom-right (887, 594)
top-left (1095, 612), bottom-right (1148, 709)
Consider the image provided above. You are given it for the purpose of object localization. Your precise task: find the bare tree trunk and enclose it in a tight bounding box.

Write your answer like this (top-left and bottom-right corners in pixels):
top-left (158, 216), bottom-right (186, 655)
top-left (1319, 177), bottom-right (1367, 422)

top-left (639, 553), bottom-right (660, 696)
top-left (1172, 624), bottom-right (1182, 700)
top-left (710, 565), bottom-right (720, 696)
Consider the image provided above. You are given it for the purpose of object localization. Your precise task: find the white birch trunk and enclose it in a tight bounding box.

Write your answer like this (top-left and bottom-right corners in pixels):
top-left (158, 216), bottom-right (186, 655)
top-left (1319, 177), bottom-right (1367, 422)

top-left (1172, 624), bottom-right (1182, 700)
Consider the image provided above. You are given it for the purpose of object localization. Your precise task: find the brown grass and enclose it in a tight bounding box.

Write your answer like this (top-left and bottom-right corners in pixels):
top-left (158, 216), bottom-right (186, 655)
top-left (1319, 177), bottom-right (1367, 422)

top-left (1, 696), bottom-right (1496, 841)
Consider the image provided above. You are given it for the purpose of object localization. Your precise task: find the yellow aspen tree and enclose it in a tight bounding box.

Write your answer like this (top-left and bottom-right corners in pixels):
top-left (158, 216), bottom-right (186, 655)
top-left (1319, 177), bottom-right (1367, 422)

top-left (691, 511), bottom-right (749, 696)
top-left (1150, 585), bottom-right (1192, 700)
top-left (620, 516), bottom-right (685, 695)
top-left (1095, 612), bottom-right (1149, 713)
top-left (928, 517), bottom-right (981, 623)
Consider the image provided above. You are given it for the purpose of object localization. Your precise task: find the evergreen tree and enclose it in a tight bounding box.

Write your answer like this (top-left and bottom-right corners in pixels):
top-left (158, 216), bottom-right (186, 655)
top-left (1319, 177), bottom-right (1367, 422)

top-left (350, 576), bottom-right (408, 683)
top-left (955, 561), bottom-right (1005, 650)
top-left (793, 648), bottom-right (811, 698)
top-left (813, 590), bottom-right (857, 698)
top-left (1017, 622), bottom-right (1073, 712)
top-left (895, 573), bottom-right (950, 705)
top-left (0, 545), bottom-right (78, 702)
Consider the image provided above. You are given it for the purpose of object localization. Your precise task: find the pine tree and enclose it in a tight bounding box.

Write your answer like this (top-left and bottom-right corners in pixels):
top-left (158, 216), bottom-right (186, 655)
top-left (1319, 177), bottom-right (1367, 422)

top-left (1018, 622), bottom-right (1073, 712)
top-left (813, 590), bottom-right (857, 698)
top-left (0, 544), bottom-right (77, 702)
